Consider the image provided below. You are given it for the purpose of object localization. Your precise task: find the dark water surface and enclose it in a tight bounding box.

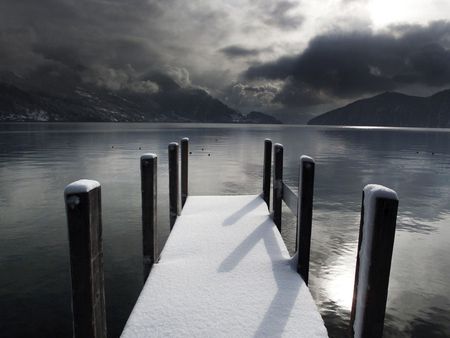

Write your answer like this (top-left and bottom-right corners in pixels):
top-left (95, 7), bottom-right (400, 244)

top-left (1, 123), bottom-right (449, 337)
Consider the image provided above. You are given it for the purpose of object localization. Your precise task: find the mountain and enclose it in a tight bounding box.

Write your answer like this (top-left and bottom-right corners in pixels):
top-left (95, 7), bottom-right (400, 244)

top-left (0, 72), bottom-right (280, 124)
top-left (308, 89), bottom-right (450, 128)
top-left (241, 111), bottom-right (282, 124)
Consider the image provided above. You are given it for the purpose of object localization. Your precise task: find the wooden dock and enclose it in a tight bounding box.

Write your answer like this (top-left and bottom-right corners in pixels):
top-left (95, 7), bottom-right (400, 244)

top-left (122, 194), bottom-right (327, 337)
top-left (64, 138), bottom-right (399, 338)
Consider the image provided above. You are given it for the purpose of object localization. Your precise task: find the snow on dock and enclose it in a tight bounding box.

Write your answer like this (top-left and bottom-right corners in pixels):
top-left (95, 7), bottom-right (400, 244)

top-left (121, 194), bottom-right (328, 337)
top-left (64, 139), bottom-right (399, 338)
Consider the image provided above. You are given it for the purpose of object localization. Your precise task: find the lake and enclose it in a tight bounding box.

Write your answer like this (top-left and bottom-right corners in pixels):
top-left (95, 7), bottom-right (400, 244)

top-left (0, 123), bottom-right (449, 337)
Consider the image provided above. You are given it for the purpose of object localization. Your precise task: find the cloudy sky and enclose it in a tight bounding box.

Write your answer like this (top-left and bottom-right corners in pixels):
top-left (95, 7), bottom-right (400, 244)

top-left (1, 0), bottom-right (450, 121)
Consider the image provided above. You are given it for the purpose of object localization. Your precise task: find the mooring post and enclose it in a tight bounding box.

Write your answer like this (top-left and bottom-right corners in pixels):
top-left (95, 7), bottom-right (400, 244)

top-left (272, 143), bottom-right (283, 231)
top-left (181, 137), bottom-right (189, 208)
top-left (296, 156), bottom-right (315, 285)
top-left (350, 184), bottom-right (399, 338)
top-left (64, 180), bottom-right (107, 338)
top-left (168, 142), bottom-right (179, 229)
top-left (141, 154), bottom-right (157, 280)
top-left (263, 139), bottom-right (272, 209)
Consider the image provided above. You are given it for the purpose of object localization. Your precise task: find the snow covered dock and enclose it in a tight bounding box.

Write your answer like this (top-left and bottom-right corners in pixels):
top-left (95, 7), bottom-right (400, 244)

top-left (121, 194), bottom-right (328, 337)
top-left (64, 138), bottom-right (399, 338)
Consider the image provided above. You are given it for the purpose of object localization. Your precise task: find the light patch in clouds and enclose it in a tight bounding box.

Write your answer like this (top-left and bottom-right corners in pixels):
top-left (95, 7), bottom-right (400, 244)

top-left (222, 81), bottom-right (284, 113)
top-left (369, 0), bottom-right (450, 28)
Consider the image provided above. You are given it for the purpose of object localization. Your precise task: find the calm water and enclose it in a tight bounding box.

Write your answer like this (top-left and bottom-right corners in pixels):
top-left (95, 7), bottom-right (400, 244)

top-left (0, 123), bottom-right (449, 337)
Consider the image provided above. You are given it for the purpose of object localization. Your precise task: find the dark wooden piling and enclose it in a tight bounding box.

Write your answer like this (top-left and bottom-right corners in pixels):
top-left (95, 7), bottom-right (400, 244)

top-left (181, 138), bottom-right (189, 208)
top-left (169, 142), bottom-right (179, 229)
top-left (64, 180), bottom-right (107, 338)
top-left (272, 143), bottom-right (283, 231)
top-left (141, 154), bottom-right (157, 280)
top-left (350, 185), bottom-right (399, 338)
top-left (262, 139), bottom-right (272, 208)
top-left (296, 156), bottom-right (315, 285)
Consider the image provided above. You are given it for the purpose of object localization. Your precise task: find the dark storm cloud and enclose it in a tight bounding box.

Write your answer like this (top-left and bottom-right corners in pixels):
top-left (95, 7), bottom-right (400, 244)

top-left (0, 0), bottom-right (177, 90)
top-left (0, 0), bottom-right (161, 66)
top-left (245, 21), bottom-right (450, 104)
top-left (219, 45), bottom-right (272, 58)
top-left (2, 0), bottom-right (291, 93)
top-left (0, 0), bottom-right (310, 99)
top-left (219, 45), bottom-right (262, 58)
top-left (2, 0), bottom-right (449, 116)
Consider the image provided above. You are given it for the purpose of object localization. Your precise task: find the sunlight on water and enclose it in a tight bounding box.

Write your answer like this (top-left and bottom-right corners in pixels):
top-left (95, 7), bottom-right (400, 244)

top-left (322, 245), bottom-right (357, 312)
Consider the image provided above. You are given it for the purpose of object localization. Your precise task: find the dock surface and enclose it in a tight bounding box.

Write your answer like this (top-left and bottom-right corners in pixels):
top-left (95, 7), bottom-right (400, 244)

top-left (122, 195), bottom-right (328, 337)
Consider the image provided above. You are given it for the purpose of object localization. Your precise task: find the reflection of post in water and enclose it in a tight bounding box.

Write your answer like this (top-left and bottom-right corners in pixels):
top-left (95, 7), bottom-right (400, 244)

top-left (168, 142), bottom-right (179, 229)
top-left (262, 138), bottom-right (272, 208)
top-left (181, 137), bottom-right (189, 208)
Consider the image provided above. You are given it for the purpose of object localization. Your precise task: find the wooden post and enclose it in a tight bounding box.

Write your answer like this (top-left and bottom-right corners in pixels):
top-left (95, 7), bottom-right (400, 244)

top-left (350, 184), bottom-right (399, 338)
top-left (272, 143), bottom-right (283, 231)
top-left (181, 137), bottom-right (189, 208)
top-left (141, 154), bottom-right (157, 280)
top-left (64, 180), bottom-right (107, 338)
top-left (168, 142), bottom-right (179, 229)
top-left (296, 156), bottom-right (315, 285)
top-left (262, 139), bottom-right (272, 208)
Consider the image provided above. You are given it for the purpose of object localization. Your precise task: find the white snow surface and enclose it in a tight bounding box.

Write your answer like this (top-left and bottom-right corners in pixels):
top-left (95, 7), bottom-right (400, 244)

top-left (64, 179), bottom-right (100, 194)
top-left (353, 184), bottom-right (398, 337)
top-left (141, 153), bottom-right (157, 160)
top-left (300, 155), bottom-right (314, 163)
top-left (122, 195), bottom-right (328, 338)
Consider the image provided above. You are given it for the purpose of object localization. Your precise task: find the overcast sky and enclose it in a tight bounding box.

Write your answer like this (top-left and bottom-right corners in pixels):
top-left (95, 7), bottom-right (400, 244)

top-left (1, 0), bottom-right (450, 120)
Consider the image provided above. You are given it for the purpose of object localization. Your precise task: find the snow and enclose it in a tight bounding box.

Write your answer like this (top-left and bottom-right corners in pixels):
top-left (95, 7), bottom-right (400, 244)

top-left (141, 153), bottom-right (157, 160)
top-left (35, 110), bottom-right (49, 121)
top-left (64, 179), bottom-right (100, 195)
top-left (300, 155), bottom-right (314, 163)
top-left (353, 184), bottom-right (398, 337)
top-left (122, 195), bottom-right (328, 337)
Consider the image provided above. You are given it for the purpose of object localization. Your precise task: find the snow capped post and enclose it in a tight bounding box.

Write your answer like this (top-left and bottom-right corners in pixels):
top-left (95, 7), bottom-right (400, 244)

top-left (262, 139), bottom-right (272, 209)
top-left (296, 156), bottom-right (315, 285)
top-left (168, 142), bottom-right (179, 229)
top-left (181, 138), bottom-right (189, 208)
top-left (350, 184), bottom-right (399, 338)
top-left (272, 143), bottom-right (283, 231)
top-left (141, 154), bottom-right (158, 280)
top-left (64, 180), bottom-right (107, 338)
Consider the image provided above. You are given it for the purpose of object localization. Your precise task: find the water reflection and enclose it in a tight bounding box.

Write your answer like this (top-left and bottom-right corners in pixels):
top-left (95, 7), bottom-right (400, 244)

top-left (0, 123), bottom-right (449, 337)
